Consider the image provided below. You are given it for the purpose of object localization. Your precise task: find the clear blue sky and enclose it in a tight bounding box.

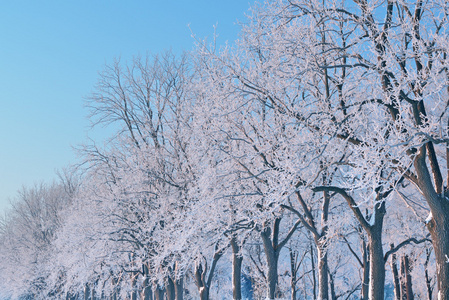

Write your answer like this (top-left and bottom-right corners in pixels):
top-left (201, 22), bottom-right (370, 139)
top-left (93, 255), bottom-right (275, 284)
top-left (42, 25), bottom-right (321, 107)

top-left (0, 1), bottom-right (255, 214)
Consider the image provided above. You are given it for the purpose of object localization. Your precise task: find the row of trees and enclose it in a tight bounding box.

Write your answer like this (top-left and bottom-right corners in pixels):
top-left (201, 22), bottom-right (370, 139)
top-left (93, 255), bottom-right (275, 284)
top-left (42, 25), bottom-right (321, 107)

top-left (1, 0), bottom-right (449, 299)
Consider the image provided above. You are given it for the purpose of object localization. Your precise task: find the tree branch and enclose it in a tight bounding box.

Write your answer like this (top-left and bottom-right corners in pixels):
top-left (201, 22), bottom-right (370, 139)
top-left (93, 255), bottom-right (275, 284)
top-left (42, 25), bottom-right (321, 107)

top-left (313, 186), bottom-right (371, 230)
top-left (384, 235), bottom-right (431, 262)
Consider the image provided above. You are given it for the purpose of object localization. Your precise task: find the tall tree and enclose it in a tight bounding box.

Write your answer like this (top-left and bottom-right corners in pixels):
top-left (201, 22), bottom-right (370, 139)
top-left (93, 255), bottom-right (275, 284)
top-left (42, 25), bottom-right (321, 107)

top-left (197, 0), bottom-right (449, 298)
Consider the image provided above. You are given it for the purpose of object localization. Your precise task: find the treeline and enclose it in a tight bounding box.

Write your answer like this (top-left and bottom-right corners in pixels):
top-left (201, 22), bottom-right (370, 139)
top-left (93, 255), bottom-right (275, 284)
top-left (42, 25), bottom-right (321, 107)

top-left (2, 0), bottom-right (449, 299)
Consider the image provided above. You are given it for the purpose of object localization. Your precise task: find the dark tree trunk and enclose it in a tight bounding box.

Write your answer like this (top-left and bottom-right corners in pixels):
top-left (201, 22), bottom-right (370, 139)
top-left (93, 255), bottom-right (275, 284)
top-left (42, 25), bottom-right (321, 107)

top-left (112, 277), bottom-right (118, 300)
top-left (194, 248), bottom-right (223, 300)
top-left (428, 211), bottom-right (449, 300)
top-left (413, 146), bottom-right (449, 299)
top-left (194, 261), bottom-right (209, 300)
top-left (310, 244), bottom-right (317, 300)
top-left (84, 283), bottom-right (90, 300)
top-left (141, 276), bottom-right (152, 300)
top-left (391, 245), bottom-right (401, 300)
top-left (400, 255), bottom-right (414, 300)
top-left (140, 263), bottom-right (152, 300)
top-left (261, 223), bottom-right (280, 299)
top-left (424, 248), bottom-right (433, 300)
top-left (368, 220), bottom-right (385, 300)
top-left (131, 273), bottom-right (138, 300)
top-left (91, 286), bottom-right (96, 300)
top-left (165, 276), bottom-right (176, 300)
top-left (329, 270), bottom-right (337, 300)
top-left (266, 248), bottom-right (279, 299)
top-left (142, 285), bottom-right (153, 300)
top-left (230, 237), bottom-right (243, 300)
top-left (174, 276), bottom-right (183, 300)
top-left (199, 287), bottom-right (209, 300)
top-left (153, 284), bottom-right (165, 300)
top-left (260, 217), bottom-right (300, 299)
top-left (362, 240), bottom-right (370, 300)
top-left (289, 249), bottom-right (298, 300)
top-left (399, 258), bottom-right (407, 300)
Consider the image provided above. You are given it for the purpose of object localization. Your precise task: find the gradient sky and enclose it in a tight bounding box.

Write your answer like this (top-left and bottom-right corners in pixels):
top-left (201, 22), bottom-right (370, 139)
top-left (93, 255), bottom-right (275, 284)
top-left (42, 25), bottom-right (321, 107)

top-left (0, 0), bottom-right (255, 214)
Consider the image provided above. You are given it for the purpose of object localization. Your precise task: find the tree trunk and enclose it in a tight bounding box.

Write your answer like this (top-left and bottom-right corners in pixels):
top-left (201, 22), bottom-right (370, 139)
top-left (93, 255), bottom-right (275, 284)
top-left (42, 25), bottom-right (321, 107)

top-left (91, 285), bottom-right (96, 300)
top-left (261, 224), bottom-right (279, 299)
top-left (199, 287), bottom-right (209, 300)
top-left (391, 246), bottom-right (401, 300)
top-left (424, 248), bottom-right (433, 300)
top-left (131, 273), bottom-right (138, 300)
top-left (84, 283), bottom-right (90, 300)
top-left (153, 284), bottom-right (165, 300)
top-left (194, 249), bottom-right (222, 300)
top-left (111, 276), bottom-right (119, 300)
top-left (329, 270), bottom-right (337, 300)
top-left (266, 250), bottom-right (279, 300)
top-left (362, 240), bottom-right (370, 300)
top-left (231, 237), bottom-right (243, 300)
top-left (142, 285), bottom-right (153, 300)
top-left (310, 244), bottom-right (317, 300)
top-left (413, 146), bottom-right (449, 299)
top-left (174, 276), bottom-right (183, 300)
top-left (290, 249), bottom-right (297, 300)
top-left (195, 270), bottom-right (210, 300)
top-left (141, 276), bottom-right (152, 300)
top-left (427, 211), bottom-right (449, 300)
top-left (165, 276), bottom-right (175, 300)
top-left (400, 255), bottom-right (414, 300)
top-left (194, 264), bottom-right (210, 300)
top-left (368, 226), bottom-right (385, 300)
top-left (317, 247), bottom-right (329, 300)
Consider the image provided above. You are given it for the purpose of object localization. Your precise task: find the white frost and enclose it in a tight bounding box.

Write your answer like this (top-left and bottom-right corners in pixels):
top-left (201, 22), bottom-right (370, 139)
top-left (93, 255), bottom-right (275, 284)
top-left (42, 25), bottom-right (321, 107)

top-left (425, 212), bottom-right (433, 224)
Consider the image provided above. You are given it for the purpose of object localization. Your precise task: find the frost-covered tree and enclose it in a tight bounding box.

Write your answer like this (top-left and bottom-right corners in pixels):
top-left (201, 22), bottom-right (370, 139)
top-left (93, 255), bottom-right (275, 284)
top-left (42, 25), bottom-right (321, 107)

top-left (194, 0), bottom-right (449, 298)
top-left (255, 0), bottom-right (449, 297)
top-left (55, 51), bottom-right (216, 299)
top-left (3, 1), bottom-right (449, 298)
top-left (0, 173), bottom-right (79, 299)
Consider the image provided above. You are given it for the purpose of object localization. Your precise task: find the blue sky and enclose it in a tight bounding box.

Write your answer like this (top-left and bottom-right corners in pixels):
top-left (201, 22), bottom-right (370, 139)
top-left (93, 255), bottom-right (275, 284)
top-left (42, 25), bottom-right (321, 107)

top-left (0, 1), bottom-right (255, 214)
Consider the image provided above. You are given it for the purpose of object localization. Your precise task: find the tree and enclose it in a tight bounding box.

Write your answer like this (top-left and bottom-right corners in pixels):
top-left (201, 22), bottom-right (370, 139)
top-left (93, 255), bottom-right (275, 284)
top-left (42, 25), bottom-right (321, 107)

top-left (0, 178), bottom-right (78, 299)
top-left (196, 0), bottom-right (449, 298)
